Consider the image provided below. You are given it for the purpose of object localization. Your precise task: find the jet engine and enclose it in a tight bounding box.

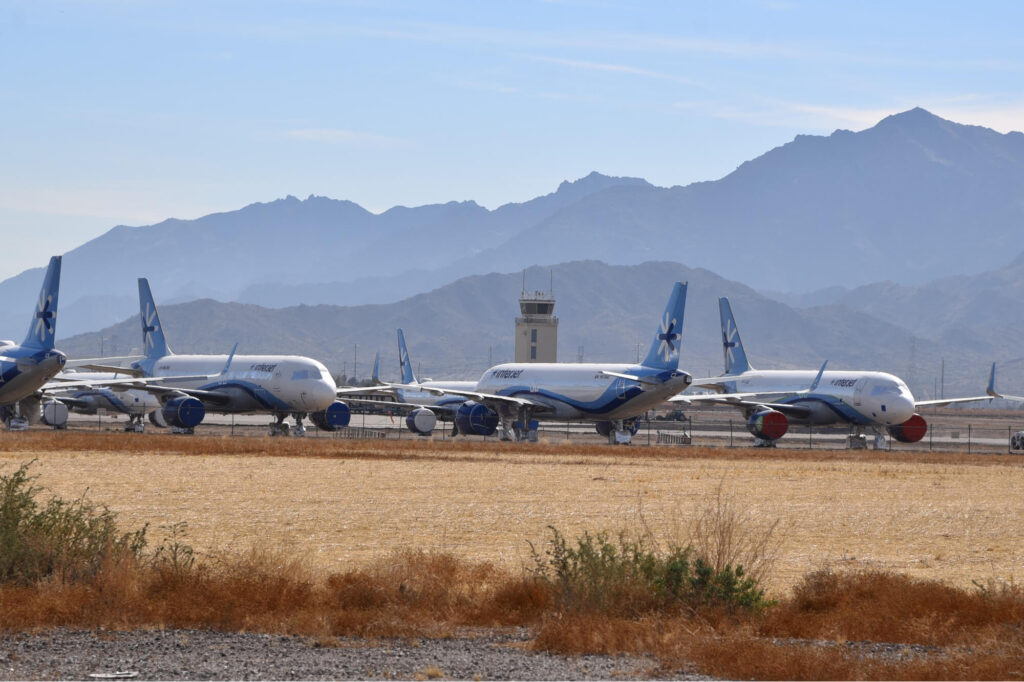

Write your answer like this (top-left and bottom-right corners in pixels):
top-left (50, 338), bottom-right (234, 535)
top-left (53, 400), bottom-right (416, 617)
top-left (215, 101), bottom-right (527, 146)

top-left (405, 407), bottom-right (437, 435)
top-left (454, 401), bottom-right (498, 436)
top-left (310, 401), bottom-right (351, 431)
top-left (41, 401), bottom-right (68, 428)
top-left (746, 407), bottom-right (789, 441)
top-left (887, 413), bottom-right (927, 443)
top-left (149, 396), bottom-right (205, 429)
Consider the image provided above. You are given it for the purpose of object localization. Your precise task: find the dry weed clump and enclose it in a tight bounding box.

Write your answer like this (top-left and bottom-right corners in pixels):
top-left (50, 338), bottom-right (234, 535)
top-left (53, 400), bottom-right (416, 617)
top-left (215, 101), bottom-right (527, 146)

top-left (762, 569), bottom-right (1024, 646)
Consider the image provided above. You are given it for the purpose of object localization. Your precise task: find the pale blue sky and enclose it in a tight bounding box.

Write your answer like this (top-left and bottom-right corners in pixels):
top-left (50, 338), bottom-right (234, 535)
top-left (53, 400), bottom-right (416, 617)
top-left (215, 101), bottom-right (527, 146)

top-left (2, 0), bottom-right (1022, 280)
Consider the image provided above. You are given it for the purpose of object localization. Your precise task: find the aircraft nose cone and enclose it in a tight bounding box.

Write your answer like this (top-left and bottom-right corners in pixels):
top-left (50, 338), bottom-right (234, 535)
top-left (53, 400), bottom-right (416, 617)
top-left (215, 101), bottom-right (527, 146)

top-left (307, 379), bottom-right (337, 410)
top-left (889, 393), bottom-right (915, 424)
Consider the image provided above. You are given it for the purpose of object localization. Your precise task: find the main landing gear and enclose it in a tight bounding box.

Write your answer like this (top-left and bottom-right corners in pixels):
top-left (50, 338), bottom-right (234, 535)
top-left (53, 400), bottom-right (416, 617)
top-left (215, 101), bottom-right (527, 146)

top-left (268, 412), bottom-right (308, 437)
top-left (848, 428), bottom-right (887, 450)
top-left (498, 407), bottom-right (539, 442)
top-left (124, 414), bottom-right (145, 433)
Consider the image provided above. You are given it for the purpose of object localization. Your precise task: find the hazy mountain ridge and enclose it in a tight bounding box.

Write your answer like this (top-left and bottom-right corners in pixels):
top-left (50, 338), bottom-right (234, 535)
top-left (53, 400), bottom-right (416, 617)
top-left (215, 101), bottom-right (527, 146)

top-left (4, 108), bottom-right (1024, 357)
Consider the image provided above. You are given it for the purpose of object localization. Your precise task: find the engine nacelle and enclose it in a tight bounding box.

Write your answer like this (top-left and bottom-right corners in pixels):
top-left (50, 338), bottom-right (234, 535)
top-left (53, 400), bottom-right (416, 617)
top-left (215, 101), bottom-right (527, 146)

top-left (746, 407), bottom-right (789, 441)
top-left (41, 401), bottom-right (68, 428)
top-left (160, 396), bottom-right (205, 429)
top-left (454, 401), bottom-right (498, 436)
top-left (406, 407), bottom-right (437, 435)
top-left (595, 421), bottom-right (612, 437)
top-left (888, 413), bottom-right (927, 443)
top-left (69, 393), bottom-right (100, 415)
top-left (310, 401), bottom-right (351, 431)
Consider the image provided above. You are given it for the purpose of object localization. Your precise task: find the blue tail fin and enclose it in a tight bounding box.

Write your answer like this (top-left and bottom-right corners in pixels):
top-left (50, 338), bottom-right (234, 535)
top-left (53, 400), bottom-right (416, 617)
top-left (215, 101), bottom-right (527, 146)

top-left (371, 351), bottom-right (381, 384)
top-left (397, 328), bottom-right (417, 384)
top-left (138, 278), bottom-right (171, 359)
top-left (642, 282), bottom-right (687, 370)
top-left (718, 297), bottom-right (751, 374)
top-left (22, 255), bottom-right (61, 350)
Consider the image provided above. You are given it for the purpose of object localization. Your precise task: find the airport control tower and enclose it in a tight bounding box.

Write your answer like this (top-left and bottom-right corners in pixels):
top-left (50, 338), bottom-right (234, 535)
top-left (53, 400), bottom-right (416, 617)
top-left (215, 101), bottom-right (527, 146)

top-left (515, 278), bottom-right (558, 363)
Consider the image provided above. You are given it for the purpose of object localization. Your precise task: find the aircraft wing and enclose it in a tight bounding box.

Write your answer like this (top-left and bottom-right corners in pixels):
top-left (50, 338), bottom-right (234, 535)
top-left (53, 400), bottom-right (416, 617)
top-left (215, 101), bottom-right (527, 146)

top-left (670, 361), bottom-right (826, 419)
top-left (915, 396), bottom-right (993, 408)
top-left (65, 355), bottom-right (145, 371)
top-left (916, 362), bottom-right (1005, 406)
top-left (343, 395), bottom-right (463, 414)
top-left (600, 369), bottom-right (690, 387)
top-left (44, 374), bottom-right (233, 405)
top-left (73, 363), bottom-right (145, 376)
top-left (670, 392), bottom-right (815, 419)
top-left (336, 385), bottom-right (389, 396)
top-left (381, 382), bottom-right (544, 408)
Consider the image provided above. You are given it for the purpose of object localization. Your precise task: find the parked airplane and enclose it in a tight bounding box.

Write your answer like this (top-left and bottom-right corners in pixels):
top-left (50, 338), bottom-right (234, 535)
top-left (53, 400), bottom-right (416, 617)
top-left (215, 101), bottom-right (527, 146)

top-left (79, 278), bottom-right (350, 435)
top-left (0, 256), bottom-right (68, 430)
top-left (403, 282), bottom-right (692, 443)
top-left (46, 370), bottom-right (160, 432)
top-left (372, 328), bottom-right (476, 436)
top-left (672, 297), bottom-right (991, 448)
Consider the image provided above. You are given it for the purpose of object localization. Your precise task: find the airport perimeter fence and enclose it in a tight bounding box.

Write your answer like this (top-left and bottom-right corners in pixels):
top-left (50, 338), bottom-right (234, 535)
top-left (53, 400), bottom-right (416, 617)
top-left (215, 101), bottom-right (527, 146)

top-left (67, 412), bottom-right (1024, 454)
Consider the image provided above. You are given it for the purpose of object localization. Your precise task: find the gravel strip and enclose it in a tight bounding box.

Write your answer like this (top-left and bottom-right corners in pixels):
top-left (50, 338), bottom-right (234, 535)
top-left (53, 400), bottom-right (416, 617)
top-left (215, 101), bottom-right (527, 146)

top-left (0, 628), bottom-right (713, 680)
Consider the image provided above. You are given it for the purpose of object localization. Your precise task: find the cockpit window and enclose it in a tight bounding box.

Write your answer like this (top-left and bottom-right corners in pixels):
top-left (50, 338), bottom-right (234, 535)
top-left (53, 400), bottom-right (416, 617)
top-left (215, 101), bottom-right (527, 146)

top-left (871, 385), bottom-right (900, 396)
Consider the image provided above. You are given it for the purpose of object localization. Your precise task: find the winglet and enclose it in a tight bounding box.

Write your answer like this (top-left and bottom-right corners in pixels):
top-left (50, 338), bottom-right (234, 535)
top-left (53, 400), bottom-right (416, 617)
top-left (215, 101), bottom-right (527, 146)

top-left (372, 351), bottom-right (382, 385)
top-left (809, 360), bottom-right (828, 391)
top-left (986, 361), bottom-right (1000, 397)
top-left (22, 255), bottom-right (61, 350)
top-left (220, 343), bottom-right (238, 375)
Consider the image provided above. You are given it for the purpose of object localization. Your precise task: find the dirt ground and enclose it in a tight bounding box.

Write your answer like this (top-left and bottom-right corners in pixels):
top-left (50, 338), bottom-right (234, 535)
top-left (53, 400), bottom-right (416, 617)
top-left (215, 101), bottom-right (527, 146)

top-left (2, 433), bottom-right (1023, 596)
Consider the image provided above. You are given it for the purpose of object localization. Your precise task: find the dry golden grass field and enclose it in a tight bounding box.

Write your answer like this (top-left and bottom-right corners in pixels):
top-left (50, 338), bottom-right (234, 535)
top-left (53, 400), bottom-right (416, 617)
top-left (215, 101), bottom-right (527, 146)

top-left (2, 431), bottom-right (1023, 596)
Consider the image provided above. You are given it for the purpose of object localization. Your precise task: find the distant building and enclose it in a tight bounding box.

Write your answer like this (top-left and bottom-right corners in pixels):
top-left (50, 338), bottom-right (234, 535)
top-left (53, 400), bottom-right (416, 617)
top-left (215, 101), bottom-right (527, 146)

top-left (515, 285), bottom-right (558, 363)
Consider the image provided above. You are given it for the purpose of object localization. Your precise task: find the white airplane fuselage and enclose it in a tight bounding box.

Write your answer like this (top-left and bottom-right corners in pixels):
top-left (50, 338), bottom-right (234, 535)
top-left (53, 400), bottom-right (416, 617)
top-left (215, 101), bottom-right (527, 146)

top-left (708, 369), bottom-right (916, 427)
top-left (52, 371), bottom-right (160, 416)
top-left (142, 354), bottom-right (338, 414)
top-left (477, 362), bottom-right (691, 421)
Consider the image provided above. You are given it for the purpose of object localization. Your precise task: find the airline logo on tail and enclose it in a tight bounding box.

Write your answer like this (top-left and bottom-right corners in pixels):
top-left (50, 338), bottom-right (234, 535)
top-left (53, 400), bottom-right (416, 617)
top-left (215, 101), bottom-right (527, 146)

top-left (642, 281), bottom-right (687, 370)
top-left (142, 303), bottom-right (160, 354)
top-left (33, 291), bottom-right (55, 344)
top-left (718, 297), bottom-right (751, 375)
top-left (657, 313), bottom-right (681, 363)
top-left (723, 317), bottom-right (739, 368)
top-left (23, 255), bottom-right (61, 350)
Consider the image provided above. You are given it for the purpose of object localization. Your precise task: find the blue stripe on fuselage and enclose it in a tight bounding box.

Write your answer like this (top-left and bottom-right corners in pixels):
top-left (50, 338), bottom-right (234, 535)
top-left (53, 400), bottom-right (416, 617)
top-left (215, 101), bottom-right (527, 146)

top-left (493, 368), bottom-right (673, 415)
top-left (776, 393), bottom-right (872, 426)
top-left (197, 380), bottom-right (293, 411)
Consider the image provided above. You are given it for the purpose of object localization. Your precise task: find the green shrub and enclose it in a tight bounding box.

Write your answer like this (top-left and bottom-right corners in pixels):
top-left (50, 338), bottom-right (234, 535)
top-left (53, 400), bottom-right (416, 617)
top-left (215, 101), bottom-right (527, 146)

top-left (0, 460), bottom-right (147, 584)
top-left (529, 526), bottom-right (772, 616)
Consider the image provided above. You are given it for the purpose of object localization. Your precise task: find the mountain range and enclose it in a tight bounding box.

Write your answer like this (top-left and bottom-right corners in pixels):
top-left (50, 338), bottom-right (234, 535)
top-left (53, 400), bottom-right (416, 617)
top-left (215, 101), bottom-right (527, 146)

top-left (3, 107), bottom-right (1024, 341)
top-left (55, 259), bottom-right (1021, 400)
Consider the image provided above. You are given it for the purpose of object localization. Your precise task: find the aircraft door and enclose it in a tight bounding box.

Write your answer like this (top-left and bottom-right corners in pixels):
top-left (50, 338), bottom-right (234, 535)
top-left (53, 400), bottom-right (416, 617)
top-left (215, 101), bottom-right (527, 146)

top-left (853, 377), bottom-right (867, 407)
top-left (615, 378), bottom-right (628, 400)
